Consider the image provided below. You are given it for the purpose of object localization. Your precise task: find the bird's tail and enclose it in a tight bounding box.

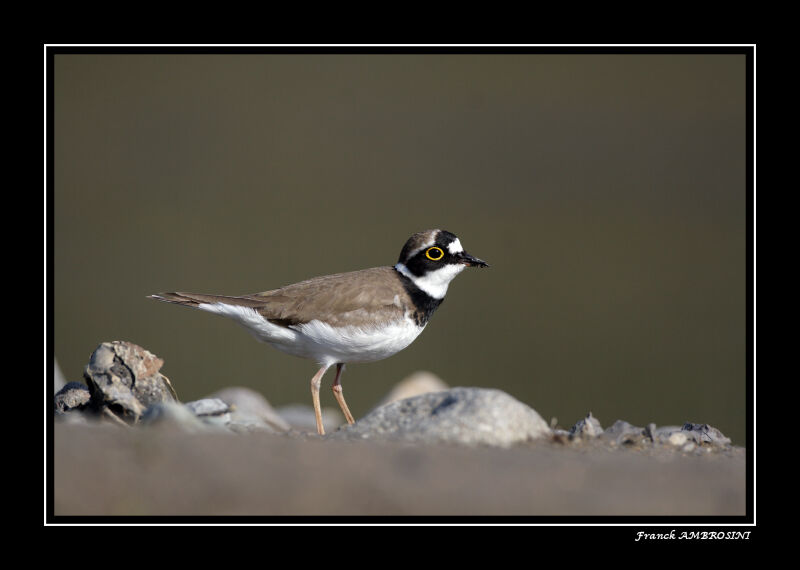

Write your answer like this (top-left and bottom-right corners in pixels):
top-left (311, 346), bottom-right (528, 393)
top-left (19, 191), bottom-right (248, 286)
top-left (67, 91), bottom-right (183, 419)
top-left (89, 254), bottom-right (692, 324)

top-left (147, 292), bottom-right (266, 309)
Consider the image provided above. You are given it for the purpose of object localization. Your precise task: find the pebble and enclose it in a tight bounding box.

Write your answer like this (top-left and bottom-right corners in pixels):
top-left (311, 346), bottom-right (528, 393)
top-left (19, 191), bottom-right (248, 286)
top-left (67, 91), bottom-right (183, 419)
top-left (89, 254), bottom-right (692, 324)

top-left (569, 412), bottom-right (604, 438)
top-left (681, 423), bottom-right (732, 446)
top-left (54, 382), bottom-right (91, 414)
top-left (185, 398), bottom-right (230, 417)
top-left (141, 402), bottom-right (210, 432)
top-left (668, 432), bottom-right (688, 446)
top-left (651, 425), bottom-right (686, 444)
top-left (184, 398), bottom-right (232, 427)
top-left (601, 420), bottom-right (647, 446)
top-left (208, 387), bottom-right (291, 433)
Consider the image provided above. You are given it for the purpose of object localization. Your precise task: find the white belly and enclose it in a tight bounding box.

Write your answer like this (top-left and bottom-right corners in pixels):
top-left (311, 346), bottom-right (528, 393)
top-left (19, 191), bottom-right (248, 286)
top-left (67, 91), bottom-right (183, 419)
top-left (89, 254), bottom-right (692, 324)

top-left (197, 302), bottom-right (426, 366)
top-left (289, 318), bottom-right (426, 365)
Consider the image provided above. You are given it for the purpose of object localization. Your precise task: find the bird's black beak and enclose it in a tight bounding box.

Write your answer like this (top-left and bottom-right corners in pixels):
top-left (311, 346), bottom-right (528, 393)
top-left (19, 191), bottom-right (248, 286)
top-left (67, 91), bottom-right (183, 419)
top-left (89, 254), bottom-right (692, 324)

top-left (457, 251), bottom-right (489, 268)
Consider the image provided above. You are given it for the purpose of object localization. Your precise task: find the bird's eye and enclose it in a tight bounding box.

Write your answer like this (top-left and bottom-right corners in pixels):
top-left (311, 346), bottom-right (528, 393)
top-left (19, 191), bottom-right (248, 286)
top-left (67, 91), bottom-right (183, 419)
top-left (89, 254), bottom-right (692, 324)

top-left (425, 247), bottom-right (444, 261)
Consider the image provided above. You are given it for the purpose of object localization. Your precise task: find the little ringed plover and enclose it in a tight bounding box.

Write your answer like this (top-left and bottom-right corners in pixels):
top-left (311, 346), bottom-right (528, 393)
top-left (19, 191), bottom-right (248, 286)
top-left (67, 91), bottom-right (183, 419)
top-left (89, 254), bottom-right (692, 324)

top-left (148, 229), bottom-right (488, 435)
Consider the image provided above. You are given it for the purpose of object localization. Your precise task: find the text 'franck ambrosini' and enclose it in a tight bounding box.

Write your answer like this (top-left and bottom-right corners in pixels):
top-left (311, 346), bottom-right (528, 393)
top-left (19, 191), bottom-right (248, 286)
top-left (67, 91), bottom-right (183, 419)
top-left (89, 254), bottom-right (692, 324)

top-left (635, 530), bottom-right (751, 541)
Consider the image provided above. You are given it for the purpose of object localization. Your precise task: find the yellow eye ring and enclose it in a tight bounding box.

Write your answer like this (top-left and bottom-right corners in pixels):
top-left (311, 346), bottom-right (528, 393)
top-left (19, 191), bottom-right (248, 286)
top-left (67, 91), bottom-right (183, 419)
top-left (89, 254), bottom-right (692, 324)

top-left (425, 246), bottom-right (444, 261)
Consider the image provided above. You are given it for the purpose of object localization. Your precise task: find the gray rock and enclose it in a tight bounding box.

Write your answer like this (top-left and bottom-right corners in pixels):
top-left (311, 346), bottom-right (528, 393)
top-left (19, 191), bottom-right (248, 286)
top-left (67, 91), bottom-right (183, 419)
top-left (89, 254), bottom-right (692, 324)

top-left (83, 341), bottom-right (178, 423)
top-left (332, 387), bottom-right (551, 448)
top-left (668, 432), bottom-right (688, 446)
top-left (681, 423), bottom-right (731, 446)
top-left (54, 382), bottom-right (91, 414)
top-left (649, 425), bottom-right (690, 444)
top-left (209, 387), bottom-right (291, 433)
top-left (552, 428), bottom-right (572, 439)
top-left (184, 398), bottom-right (232, 427)
top-left (601, 420), bottom-right (647, 446)
top-left (185, 398), bottom-right (231, 417)
top-left (566, 420), bottom-right (733, 450)
top-left (141, 402), bottom-right (209, 432)
top-left (569, 412), bottom-right (604, 438)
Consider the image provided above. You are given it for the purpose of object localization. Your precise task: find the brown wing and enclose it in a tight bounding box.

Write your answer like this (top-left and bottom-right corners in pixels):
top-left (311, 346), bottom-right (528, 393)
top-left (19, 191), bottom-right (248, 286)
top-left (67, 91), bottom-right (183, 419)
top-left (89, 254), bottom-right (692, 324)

top-left (150, 267), bottom-right (412, 329)
top-left (248, 266), bottom-right (411, 328)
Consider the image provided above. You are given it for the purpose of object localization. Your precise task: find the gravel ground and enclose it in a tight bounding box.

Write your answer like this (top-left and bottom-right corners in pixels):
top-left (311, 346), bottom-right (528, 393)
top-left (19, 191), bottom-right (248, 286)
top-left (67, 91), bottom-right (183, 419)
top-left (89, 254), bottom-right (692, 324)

top-left (52, 421), bottom-right (745, 517)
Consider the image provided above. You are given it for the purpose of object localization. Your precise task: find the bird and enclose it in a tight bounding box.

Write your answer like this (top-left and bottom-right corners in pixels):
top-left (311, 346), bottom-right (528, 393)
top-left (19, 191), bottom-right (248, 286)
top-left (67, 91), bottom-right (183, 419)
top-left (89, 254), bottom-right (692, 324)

top-left (148, 229), bottom-right (488, 435)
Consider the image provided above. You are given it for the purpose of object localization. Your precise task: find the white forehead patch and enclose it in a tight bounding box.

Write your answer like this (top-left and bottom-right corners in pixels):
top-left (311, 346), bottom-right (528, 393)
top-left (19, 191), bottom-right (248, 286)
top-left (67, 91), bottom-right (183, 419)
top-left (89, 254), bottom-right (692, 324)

top-left (447, 238), bottom-right (464, 254)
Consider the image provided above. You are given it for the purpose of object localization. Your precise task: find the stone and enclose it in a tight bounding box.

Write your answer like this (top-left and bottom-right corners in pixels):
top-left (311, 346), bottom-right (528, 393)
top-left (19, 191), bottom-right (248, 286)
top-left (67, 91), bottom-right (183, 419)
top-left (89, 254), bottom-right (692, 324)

top-left (601, 420), bottom-right (647, 446)
top-left (185, 398), bottom-right (231, 417)
top-left (209, 387), bottom-right (291, 433)
top-left (668, 432), bottom-right (688, 446)
top-left (569, 412), bottom-right (604, 438)
top-left (332, 387), bottom-right (551, 448)
top-left (650, 425), bottom-right (686, 444)
top-left (83, 341), bottom-right (178, 423)
top-left (681, 423), bottom-right (731, 446)
top-left (552, 428), bottom-right (572, 440)
top-left (184, 398), bottom-right (232, 427)
top-left (141, 402), bottom-right (209, 432)
top-left (54, 382), bottom-right (91, 414)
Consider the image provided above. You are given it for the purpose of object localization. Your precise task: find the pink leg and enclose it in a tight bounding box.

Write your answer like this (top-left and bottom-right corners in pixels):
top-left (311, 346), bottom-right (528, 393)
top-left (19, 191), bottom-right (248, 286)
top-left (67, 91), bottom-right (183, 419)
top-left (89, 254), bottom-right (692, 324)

top-left (310, 364), bottom-right (330, 435)
top-left (331, 363), bottom-right (355, 425)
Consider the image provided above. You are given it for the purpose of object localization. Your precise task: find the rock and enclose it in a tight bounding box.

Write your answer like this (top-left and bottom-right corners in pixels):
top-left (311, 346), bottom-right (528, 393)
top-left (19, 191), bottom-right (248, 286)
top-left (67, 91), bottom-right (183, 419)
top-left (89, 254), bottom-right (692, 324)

top-left (185, 398), bottom-right (230, 417)
top-left (184, 398), bottom-right (232, 427)
top-left (54, 382), bottom-right (91, 414)
top-left (564, 420), bottom-right (733, 451)
top-left (552, 428), bottom-right (572, 440)
top-left (601, 420), bottom-right (647, 446)
top-left (668, 432), bottom-right (688, 446)
top-left (83, 341), bottom-right (178, 423)
top-left (332, 387), bottom-right (551, 448)
top-left (141, 402), bottom-right (208, 432)
top-left (276, 404), bottom-right (345, 434)
top-left (681, 423), bottom-right (731, 446)
top-left (374, 371), bottom-right (449, 408)
top-left (208, 387), bottom-right (291, 433)
top-left (569, 412), bottom-right (604, 438)
top-left (650, 425), bottom-right (686, 444)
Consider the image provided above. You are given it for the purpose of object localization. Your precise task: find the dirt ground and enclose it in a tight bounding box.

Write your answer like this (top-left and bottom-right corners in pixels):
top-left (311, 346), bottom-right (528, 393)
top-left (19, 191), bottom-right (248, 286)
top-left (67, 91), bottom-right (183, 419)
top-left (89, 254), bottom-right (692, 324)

top-left (50, 421), bottom-right (747, 518)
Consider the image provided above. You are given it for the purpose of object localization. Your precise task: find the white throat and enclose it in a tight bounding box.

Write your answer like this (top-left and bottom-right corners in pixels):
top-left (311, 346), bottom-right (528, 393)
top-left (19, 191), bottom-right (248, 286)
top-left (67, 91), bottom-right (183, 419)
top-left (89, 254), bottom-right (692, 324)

top-left (395, 262), bottom-right (465, 299)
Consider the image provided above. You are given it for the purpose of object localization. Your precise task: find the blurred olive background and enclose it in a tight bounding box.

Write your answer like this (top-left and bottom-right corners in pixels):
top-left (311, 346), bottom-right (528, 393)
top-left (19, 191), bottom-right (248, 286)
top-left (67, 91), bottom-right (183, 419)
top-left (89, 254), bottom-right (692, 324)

top-left (52, 52), bottom-right (749, 445)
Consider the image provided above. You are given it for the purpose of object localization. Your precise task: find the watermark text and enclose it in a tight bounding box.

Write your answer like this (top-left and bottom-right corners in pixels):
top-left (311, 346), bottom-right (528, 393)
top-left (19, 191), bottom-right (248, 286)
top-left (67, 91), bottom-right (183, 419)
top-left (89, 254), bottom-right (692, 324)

top-left (635, 530), bottom-right (751, 541)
